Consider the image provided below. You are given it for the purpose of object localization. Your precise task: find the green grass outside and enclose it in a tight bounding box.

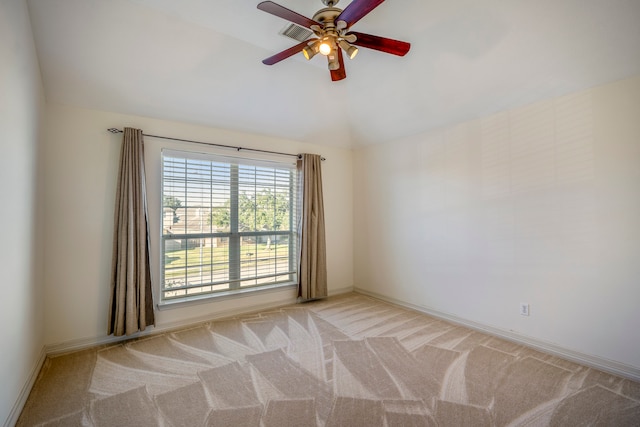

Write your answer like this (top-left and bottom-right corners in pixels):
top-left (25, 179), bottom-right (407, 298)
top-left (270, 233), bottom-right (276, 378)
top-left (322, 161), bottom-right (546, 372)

top-left (163, 242), bottom-right (292, 281)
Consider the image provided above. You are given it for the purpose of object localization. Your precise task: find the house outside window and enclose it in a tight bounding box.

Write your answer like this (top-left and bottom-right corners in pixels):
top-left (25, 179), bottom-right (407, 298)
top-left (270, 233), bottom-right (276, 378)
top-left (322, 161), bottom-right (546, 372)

top-left (160, 149), bottom-right (298, 303)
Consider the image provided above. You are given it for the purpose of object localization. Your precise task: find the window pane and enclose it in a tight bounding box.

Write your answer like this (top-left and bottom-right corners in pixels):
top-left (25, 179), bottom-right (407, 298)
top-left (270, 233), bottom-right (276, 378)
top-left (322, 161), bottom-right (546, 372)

top-left (161, 151), bottom-right (297, 302)
top-left (209, 206), bottom-right (230, 233)
top-left (240, 236), bottom-right (257, 280)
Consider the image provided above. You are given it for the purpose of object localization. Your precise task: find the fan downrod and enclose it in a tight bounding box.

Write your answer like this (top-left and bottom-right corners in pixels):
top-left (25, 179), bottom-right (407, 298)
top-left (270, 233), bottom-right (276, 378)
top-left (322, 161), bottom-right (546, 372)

top-left (322, 0), bottom-right (339, 6)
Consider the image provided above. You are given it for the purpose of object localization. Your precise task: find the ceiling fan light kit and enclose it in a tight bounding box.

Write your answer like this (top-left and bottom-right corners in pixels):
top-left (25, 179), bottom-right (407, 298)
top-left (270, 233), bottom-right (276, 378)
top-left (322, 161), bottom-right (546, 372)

top-left (302, 42), bottom-right (319, 60)
top-left (328, 52), bottom-right (340, 70)
top-left (319, 38), bottom-right (334, 56)
top-left (258, 0), bottom-right (410, 81)
top-left (338, 39), bottom-right (358, 59)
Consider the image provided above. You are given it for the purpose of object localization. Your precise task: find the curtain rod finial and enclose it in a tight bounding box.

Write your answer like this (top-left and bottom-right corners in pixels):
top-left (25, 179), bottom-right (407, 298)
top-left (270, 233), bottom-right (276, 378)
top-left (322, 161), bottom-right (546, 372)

top-left (108, 128), bottom-right (122, 134)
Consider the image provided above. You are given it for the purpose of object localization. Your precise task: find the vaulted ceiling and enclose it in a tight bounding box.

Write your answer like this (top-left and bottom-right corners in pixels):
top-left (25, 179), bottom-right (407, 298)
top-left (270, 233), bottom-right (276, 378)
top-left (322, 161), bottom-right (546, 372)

top-left (27, 0), bottom-right (640, 148)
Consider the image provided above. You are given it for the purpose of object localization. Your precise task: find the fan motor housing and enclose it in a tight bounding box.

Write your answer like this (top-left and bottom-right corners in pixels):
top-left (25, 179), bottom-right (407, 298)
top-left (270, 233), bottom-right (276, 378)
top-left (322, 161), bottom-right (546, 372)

top-left (312, 7), bottom-right (342, 25)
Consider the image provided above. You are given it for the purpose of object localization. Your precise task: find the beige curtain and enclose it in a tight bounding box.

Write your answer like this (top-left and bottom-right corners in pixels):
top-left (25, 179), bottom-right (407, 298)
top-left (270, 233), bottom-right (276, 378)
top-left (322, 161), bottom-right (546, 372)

top-left (108, 128), bottom-right (155, 336)
top-left (297, 154), bottom-right (327, 300)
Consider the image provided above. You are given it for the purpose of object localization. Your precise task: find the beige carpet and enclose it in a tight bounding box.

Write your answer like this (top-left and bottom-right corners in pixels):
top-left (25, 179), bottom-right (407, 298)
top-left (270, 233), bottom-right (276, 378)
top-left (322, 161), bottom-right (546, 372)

top-left (18, 293), bottom-right (640, 426)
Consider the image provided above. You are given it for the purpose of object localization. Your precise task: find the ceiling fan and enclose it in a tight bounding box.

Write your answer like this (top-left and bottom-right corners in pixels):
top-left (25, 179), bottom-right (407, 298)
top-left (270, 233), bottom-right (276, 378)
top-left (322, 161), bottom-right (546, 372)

top-left (257, 0), bottom-right (411, 81)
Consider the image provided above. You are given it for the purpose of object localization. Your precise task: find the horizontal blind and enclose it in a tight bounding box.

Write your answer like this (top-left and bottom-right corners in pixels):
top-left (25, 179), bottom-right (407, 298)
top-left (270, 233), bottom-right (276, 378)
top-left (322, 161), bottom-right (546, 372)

top-left (161, 150), bottom-right (297, 302)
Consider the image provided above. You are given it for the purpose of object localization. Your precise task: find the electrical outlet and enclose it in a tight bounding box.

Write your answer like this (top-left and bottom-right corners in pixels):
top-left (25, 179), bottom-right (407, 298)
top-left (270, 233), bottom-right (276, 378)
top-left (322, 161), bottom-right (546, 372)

top-left (520, 303), bottom-right (530, 316)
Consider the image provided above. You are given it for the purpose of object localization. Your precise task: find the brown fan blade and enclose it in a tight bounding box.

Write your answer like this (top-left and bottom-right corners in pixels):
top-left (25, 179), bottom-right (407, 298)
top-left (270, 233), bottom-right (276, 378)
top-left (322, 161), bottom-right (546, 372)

top-left (330, 48), bottom-right (346, 81)
top-left (262, 40), bottom-right (316, 65)
top-left (336, 0), bottom-right (385, 28)
top-left (257, 1), bottom-right (321, 29)
top-left (349, 31), bottom-right (410, 56)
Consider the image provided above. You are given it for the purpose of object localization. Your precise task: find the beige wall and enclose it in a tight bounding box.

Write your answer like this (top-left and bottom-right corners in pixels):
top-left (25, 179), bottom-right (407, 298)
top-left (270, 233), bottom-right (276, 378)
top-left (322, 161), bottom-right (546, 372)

top-left (41, 104), bottom-right (354, 348)
top-left (354, 75), bottom-right (640, 375)
top-left (0, 0), bottom-right (46, 424)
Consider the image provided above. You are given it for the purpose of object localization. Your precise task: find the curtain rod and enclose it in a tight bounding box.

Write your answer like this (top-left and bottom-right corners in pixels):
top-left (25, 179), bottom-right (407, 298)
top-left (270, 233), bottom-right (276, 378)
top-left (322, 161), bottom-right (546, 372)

top-left (107, 128), bottom-right (325, 161)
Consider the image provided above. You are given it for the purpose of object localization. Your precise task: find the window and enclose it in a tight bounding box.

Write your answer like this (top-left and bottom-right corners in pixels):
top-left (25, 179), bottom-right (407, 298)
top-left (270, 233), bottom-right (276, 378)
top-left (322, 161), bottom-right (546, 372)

top-left (161, 149), bottom-right (297, 303)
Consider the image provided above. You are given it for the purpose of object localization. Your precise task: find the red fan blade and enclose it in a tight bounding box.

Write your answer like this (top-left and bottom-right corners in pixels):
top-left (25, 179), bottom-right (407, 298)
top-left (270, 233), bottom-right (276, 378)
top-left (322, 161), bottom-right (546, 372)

top-left (336, 0), bottom-right (385, 28)
top-left (262, 40), bottom-right (316, 65)
top-left (257, 1), bottom-right (321, 29)
top-left (330, 48), bottom-right (346, 81)
top-left (349, 31), bottom-right (410, 56)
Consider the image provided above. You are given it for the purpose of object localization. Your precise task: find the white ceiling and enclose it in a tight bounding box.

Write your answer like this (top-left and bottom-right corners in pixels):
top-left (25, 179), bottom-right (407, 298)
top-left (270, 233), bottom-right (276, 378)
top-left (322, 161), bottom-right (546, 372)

top-left (27, 0), bottom-right (640, 149)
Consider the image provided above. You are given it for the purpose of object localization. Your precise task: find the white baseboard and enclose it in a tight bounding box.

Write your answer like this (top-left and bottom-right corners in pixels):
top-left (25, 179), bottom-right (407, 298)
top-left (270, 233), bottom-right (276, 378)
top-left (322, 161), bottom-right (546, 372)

top-left (4, 345), bottom-right (47, 427)
top-left (354, 287), bottom-right (640, 383)
top-left (45, 296), bottom-right (302, 356)
top-left (329, 285), bottom-right (355, 296)
top-left (46, 285), bottom-right (355, 356)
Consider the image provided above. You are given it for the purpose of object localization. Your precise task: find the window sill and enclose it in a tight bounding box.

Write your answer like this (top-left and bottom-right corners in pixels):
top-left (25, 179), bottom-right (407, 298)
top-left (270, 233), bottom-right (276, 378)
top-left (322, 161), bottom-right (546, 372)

top-left (156, 282), bottom-right (297, 311)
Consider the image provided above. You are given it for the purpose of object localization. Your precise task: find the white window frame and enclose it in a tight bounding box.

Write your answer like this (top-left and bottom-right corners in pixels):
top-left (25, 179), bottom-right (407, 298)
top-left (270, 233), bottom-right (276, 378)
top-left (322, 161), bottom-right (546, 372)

top-left (159, 148), bottom-right (298, 305)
